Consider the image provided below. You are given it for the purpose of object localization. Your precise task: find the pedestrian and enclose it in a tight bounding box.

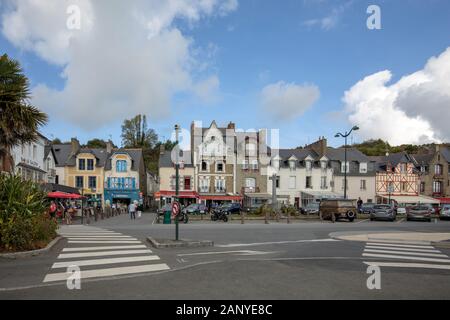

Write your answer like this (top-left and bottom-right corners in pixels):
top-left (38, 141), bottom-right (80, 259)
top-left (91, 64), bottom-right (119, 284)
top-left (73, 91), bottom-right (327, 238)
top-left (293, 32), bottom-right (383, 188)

top-left (357, 197), bottom-right (363, 213)
top-left (49, 201), bottom-right (57, 219)
top-left (129, 201), bottom-right (136, 220)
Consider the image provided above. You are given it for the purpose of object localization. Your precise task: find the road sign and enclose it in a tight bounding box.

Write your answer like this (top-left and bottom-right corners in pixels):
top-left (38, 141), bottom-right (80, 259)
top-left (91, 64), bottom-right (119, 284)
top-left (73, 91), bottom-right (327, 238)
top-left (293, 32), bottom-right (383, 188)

top-left (172, 201), bottom-right (180, 218)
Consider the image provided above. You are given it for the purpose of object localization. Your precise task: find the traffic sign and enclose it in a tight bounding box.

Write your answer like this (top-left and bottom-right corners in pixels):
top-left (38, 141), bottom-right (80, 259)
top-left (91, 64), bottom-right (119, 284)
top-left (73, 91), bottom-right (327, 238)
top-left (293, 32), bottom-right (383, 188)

top-left (172, 201), bottom-right (180, 218)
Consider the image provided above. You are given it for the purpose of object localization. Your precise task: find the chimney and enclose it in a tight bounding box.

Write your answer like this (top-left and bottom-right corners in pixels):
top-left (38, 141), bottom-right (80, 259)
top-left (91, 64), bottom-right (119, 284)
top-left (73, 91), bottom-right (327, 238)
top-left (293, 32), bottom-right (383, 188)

top-left (106, 140), bottom-right (113, 153)
top-left (70, 138), bottom-right (80, 156)
top-left (306, 137), bottom-right (327, 157)
top-left (227, 122), bottom-right (235, 130)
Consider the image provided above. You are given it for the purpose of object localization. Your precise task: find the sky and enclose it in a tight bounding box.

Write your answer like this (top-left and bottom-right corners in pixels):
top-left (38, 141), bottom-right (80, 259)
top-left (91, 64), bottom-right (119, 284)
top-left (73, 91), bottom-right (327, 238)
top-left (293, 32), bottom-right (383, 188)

top-left (1, 0), bottom-right (450, 149)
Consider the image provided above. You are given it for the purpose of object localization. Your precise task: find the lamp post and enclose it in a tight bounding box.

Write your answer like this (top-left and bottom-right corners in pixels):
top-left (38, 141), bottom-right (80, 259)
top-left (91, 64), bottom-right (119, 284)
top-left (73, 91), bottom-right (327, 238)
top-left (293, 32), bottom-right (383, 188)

top-left (175, 124), bottom-right (180, 241)
top-left (335, 126), bottom-right (360, 199)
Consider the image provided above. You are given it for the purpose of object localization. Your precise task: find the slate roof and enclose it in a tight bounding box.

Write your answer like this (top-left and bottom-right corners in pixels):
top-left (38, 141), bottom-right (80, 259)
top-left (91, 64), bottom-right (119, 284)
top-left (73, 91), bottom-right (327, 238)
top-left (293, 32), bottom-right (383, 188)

top-left (159, 150), bottom-right (194, 168)
top-left (104, 149), bottom-right (143, 171)
top-left (325, 147), bottom-right (370, 162)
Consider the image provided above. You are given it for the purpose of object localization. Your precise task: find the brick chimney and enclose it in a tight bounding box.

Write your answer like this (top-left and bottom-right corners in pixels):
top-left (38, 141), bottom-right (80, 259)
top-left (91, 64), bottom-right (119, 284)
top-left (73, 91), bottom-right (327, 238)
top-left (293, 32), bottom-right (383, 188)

top-left (306, 136), bottom-right (327, 157)
top-left (70, 138), bottom-right (80, 156)
top-left (227, 122), bottom-right (236, 130)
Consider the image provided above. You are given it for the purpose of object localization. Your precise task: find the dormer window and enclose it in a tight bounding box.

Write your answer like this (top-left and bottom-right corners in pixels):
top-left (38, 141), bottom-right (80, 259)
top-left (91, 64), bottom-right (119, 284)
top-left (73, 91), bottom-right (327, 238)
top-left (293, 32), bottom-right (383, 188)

top-left (272, 159), bottom-right (280, 170)
top-left (201, 161), bottom-right (208, 171)
top-left (359, 162), bottom-right (367, 174)
top-left (321, 161), bottom-right (327, 170)
top-left (289, 160), bottom-right (296, 170)
top-left (305, 160), bottom-right (312, 171)
top-left (341, 161), bottom-right (349, 173)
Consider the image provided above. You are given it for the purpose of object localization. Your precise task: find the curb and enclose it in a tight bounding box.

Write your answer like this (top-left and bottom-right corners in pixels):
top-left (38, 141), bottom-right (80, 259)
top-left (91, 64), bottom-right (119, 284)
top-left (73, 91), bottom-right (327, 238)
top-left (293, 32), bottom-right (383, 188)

top-left (147, 237), bottom-right (213, 248)
top-left (0, 236), bottom-right (63, 259)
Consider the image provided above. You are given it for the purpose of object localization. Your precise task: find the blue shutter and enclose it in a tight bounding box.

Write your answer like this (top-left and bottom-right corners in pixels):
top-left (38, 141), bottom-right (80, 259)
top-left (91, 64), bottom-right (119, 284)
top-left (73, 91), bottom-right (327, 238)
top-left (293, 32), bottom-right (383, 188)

top-left (132, 178), bottom-right (136, 189)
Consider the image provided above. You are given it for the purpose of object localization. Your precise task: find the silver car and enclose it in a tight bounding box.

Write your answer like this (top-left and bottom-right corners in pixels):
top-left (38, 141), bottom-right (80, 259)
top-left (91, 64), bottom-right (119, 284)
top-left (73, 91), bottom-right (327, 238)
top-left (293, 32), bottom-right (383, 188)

top-left (440, 204), bottom-right (450, 220)
top-left (370, 204), bottom-right (396, 222)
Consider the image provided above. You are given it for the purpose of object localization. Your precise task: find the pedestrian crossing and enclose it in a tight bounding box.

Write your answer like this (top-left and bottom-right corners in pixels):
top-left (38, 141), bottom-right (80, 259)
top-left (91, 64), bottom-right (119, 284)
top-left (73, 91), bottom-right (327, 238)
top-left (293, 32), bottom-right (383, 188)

top-left (43, 225), bottom-right (170, 283)
top-left (362, 241), bottom-right (450, 270)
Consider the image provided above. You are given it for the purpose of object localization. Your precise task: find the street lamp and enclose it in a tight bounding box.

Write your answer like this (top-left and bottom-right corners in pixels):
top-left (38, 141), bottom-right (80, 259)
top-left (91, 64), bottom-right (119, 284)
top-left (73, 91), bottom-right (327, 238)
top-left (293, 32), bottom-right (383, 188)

top-left (174, 124), bottom-right (180, 241)
top-left (335, 126), bottom-right (359, 199)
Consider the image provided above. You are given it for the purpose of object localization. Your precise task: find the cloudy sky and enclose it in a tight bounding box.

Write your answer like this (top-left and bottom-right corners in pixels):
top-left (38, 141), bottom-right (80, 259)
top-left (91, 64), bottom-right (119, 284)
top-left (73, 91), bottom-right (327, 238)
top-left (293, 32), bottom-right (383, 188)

top-left (1, 0), bottom-right (449, 148)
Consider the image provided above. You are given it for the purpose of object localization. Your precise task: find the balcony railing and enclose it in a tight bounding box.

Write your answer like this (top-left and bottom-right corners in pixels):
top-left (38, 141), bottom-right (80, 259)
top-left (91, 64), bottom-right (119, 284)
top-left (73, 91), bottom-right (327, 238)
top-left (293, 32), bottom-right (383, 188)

top-left (199, 187), bottom-right (210, 193)
top-left (241, 187), bottom-right (260, 193)
top-left (215, 187), bottom-right (227, 193)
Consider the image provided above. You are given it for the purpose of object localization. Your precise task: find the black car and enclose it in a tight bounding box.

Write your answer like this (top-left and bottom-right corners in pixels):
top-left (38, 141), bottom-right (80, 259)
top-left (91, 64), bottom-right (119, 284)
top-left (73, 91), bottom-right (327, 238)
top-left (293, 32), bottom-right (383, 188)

top-left (216, 202), bottom-right (241, 215)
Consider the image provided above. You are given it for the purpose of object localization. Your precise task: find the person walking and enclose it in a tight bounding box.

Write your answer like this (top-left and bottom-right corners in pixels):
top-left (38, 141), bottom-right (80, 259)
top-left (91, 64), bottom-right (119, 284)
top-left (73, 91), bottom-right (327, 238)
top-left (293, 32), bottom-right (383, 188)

top-left (129, 201), bottom-right (136, 220)
top-left (357, 197), bottom-right (363, 213)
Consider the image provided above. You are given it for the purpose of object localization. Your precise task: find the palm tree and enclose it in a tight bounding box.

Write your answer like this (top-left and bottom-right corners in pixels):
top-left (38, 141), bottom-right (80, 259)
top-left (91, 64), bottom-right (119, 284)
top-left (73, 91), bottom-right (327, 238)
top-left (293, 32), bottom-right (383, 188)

top-left (0, 54), bottom-right (48, 172)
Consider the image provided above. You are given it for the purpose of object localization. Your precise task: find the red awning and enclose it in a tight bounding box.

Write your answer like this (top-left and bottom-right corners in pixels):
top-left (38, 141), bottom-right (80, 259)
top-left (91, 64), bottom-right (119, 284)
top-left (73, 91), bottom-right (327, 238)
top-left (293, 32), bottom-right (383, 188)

top-left (436, 198), bottom-right (450, 204)
top-left (155, 191), bottom-right (199, 198)
top-left (47, 191), bottom-right (84, 199)
top-left (198, 195), bottom-right (243, 201)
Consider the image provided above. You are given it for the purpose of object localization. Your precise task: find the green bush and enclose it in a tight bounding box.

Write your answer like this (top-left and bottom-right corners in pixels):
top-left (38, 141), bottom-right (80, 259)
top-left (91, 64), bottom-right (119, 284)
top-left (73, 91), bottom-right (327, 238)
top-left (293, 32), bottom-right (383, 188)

top-left (0, 173), bottom-right (57, 251)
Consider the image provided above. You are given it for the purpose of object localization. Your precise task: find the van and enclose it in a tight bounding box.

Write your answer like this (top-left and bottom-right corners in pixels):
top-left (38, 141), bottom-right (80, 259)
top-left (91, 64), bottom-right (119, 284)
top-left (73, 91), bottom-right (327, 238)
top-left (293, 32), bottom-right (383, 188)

top-left (319, 199), bottom-right (357, 222)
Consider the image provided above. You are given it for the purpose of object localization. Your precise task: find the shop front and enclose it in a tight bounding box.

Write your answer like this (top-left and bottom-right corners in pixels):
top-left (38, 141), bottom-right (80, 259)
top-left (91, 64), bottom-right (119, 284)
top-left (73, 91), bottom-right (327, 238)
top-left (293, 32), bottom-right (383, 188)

top-left (104, 189), bottom-right (141, 207)
top-left (155, 190), bottom-right (199, 207)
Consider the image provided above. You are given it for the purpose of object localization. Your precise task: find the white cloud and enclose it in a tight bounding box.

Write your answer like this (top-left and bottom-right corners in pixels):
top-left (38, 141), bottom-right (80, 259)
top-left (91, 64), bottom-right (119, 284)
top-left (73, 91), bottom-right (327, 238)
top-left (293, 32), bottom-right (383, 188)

top-left (1, 0), bottom-right (238, 129)
top-left (343, 47), bottom-right (450, 145)
top-left (261, 81), bottom-right (320, 121)
top-left (303, 1), bottom-right (352, 31)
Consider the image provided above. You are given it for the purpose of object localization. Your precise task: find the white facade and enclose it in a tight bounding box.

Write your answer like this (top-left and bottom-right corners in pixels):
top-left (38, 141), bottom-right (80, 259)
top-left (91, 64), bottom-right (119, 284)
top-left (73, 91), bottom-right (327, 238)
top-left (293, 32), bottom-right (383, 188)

top-left (332, 176), bottom-right (376, 203)
top-left (11, 135), bottom-right (47, 183)
top-left (44, 149), bottom-right (57, 183)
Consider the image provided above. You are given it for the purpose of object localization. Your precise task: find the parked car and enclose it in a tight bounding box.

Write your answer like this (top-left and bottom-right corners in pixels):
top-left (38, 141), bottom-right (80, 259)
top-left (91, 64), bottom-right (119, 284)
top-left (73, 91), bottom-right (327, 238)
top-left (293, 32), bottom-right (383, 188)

top-left (303, 202), bottom-right (319, 215)
top-left (157, 203), bottom-right (172, 216)
top-left (439, 204), bottom-right (450, 220)
top-left (360, 203), bottom-right (375, 214)
top-left (215, 202), bottom-right (241, 215)
top-left (319, 199), bottom-right (357, 222)
top-left (182, 203), bottom-right (208, 215)
top-left (370, 204), bottom-right (396, 221)
top-left (396, 206), bottom-right (407, 215)
top-left (407, 205), bottom-right (432, 222)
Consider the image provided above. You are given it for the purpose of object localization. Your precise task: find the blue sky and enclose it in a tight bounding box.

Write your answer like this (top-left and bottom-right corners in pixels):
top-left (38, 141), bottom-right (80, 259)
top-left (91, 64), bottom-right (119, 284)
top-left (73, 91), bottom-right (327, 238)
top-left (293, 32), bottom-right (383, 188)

top-left (1, 0), bottom-right (450, 148)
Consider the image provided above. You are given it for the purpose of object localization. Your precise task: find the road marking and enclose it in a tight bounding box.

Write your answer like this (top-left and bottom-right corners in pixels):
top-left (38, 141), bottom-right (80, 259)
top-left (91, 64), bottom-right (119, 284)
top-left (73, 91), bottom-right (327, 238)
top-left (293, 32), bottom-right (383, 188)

top-left (43, 264), bottom-right (170, 282)
top-left (216, 238), bottom-right (339, 248)
top-left (396, 218), bottom-right (405, 223)
top-left (66, 237), bottom-right (137, 241)
top-left (59, 231), bottom-right (118, 234)
top-left (177, 250), bottom-right (275, 257)
top-left (364, 249), bottom-right (448, 258)
top-left (62, 235), bottom-right (127, 238)
top-left (62, 245), bottom-right (147, 252)
top-left (52, 255), bottom-right (160, 268)
top-left (364, 261), bottom-right (450, 270)
top-left (366, 242), bottom-right (434, 249)
top-left (68, 240), bottom-right (141, 244)
top-left (362, 253), bottom-right (450, 263)
top-left (58, 249), bottom-right (152, 259)
top-left (365, 245), bottom-right (441, 253)
top-left (356, 219), bottom-right (370, 224)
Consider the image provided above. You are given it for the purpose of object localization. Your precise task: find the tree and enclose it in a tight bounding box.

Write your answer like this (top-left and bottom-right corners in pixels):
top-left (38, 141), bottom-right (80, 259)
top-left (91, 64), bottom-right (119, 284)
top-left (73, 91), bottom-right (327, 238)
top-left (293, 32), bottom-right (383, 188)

top-left (0, 54), bottom-right (48, 172)
top-left (121, 114), bottom-right (158, 149)
top-left (51, 138), bottom-right (62, 144)
top-left (86, 138), bottom-right (107, 149)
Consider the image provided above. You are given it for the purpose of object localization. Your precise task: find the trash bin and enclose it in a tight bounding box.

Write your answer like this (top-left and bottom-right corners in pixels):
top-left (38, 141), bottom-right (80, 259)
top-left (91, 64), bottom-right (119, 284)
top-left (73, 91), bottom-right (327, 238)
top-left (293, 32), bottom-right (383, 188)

top-left (163, 209), bottom-right (171, 224)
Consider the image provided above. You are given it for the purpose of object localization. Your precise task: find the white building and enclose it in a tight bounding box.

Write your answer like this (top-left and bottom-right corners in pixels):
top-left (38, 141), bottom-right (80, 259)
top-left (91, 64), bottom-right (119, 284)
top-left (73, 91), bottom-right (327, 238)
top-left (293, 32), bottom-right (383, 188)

top-left (11, 133), bottom-right (49, 183)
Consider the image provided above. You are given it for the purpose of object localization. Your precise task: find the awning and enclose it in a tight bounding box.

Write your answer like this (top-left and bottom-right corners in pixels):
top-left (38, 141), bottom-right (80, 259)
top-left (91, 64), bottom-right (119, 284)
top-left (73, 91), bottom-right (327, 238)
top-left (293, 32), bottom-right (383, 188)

top-left (47, 191), bottom-right (85, 199)
top-left (301, 191), bottom-right (343, 199)
top-left (155, 191), bottom-right (199, 198)
top-left (380, 195), bottom-right (440, 204)
top-left (244, 193), bottom-right (272, 199)
top-left (16, 162), bottom-right (46, 174)
top-left (199, 195), bottom-right (243, 201)
top-left (435, 198), bottom-right (450, 204)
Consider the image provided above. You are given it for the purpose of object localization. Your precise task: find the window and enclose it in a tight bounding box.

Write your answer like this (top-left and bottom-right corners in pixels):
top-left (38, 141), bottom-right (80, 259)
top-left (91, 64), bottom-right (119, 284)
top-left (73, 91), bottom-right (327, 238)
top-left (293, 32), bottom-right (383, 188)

top-left (360, 162), bottom-right (368, 174)
top-left (420, 166), bottom-right (426, 173)
top-left (360, 179), bottom-right (366, 190)
top-left (321, 176), bottom-right (327, 189)
top-left (88, 176), bottom-right (97, 189)
top-left (420, 182), bottom-right (425, 193)
top-left (321, 161), bottom-right (327, 170)
top-left (199, 178), bottom-right (209, 192)
top-left (33, 145), bottom-right (37, 160)
top-left (251, 159), bottom-right (259, 170)
top-left (400, 163), bottom-right (407, 173)
top-left (215, 179), bottom-right (225, 192)
top-left (289, 160), bottom-right (296, 171)
top-left (435, 164), bottom-right (443, 175)
top-left (78, 159), bottom-right (85, 170)
top-left (242, 159), bottom-right (249, 170)
top-left (116, 160), bottom-right (127, 172)
top-left (388, 182), bottom-right (394, 192)
top-left (433, 181), bottom-right (442, 194)
top-left (179, 161), bottom-right (185, 169)
top-left (305, 161), bottom-right (312, 171)
top-left (184, 177), bottom-right (191, 190)
top-left (201, 161), bottom-right (208, 171)
top-left (76, 176), bottom-right (84, 188)
top-left (275, 176), bottom-right (280, 188)
top-left (245, 178), bottom-right (256, 189)
top-left (289, 176), bottom-right (296, 189)
top-left (246, 143), bottom-right (256, 157)
top-left (87, 159), bottom-right (94, 170)
top-left (272, 159), bottom-right (280, 170)
top-left (170, 176), bottom-right (176, 190)
top-left (216, 162), bottom-right (224, 172)
top-left (306, 176), bottom-right (312, 189)
top-left (341, 161), bottom-right (349, 173)
top-left (401, 182), bottom-right (407, 192)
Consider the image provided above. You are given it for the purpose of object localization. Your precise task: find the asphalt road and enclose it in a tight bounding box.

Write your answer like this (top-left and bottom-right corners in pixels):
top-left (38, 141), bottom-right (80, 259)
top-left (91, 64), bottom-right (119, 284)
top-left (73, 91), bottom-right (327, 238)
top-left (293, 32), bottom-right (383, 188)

top-left (1, 212), bottom-right (450, 299)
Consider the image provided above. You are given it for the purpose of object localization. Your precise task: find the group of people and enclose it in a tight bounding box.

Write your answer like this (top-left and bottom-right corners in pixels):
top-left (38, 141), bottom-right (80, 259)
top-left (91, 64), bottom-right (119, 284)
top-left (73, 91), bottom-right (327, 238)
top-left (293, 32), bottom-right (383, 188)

top-left (49, 200), bottom-right (77, 224)
top-left (127, 201), bottom-right (143, 220)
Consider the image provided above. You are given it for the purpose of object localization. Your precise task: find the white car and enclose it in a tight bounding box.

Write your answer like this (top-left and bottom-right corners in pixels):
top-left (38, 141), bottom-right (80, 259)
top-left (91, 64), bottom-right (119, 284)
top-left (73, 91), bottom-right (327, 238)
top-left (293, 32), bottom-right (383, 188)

top-left (396, 207), bottom-right (406, 215)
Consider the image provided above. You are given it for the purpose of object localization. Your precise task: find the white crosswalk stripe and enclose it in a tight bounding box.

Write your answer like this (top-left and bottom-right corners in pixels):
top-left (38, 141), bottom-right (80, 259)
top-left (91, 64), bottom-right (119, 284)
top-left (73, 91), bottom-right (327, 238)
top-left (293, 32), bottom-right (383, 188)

top-left (362, 240), bottom-right (450, 271)
top-left (43, 225), bottom-right (170, 283)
